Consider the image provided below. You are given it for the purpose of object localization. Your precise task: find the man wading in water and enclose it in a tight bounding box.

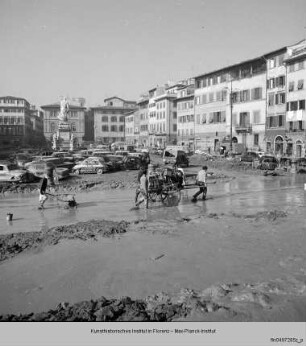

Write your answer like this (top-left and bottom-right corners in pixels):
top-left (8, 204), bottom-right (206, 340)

top-left (192, 166), bottom-right (208, 202)
top-left (38, 176), bottom-right (48, 209)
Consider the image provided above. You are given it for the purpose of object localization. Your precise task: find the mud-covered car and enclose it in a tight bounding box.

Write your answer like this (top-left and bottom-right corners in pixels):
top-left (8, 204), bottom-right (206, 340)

top-left (122, 156), bottom-right (141, 170)
top-left (103, 155), bottom-right (124, 171)
top-left (240, 151), bottom-right (259, 162)
top-left (258, 155), bottom-right (278, 170)
top-left (72, 157), bottom-right (108, 175)
top-left (0, 162), bottom-right (36, 183)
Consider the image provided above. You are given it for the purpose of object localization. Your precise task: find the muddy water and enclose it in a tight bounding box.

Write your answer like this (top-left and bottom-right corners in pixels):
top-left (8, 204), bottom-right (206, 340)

top-left (0, 174), bottom-right (305, 315)
top-left (0, 174), bottom-right (305, 233)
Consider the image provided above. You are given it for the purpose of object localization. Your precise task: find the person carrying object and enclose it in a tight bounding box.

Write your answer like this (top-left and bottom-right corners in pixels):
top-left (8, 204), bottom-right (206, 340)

top-left (192, 165), bottom-right (208, 202)
top-left (135, 170), bottom-right (148, 207)
top-left (38, 176), bottom-right (48, 209)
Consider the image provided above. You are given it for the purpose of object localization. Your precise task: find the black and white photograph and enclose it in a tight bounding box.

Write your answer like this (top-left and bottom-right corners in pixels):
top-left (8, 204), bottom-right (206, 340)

top-left (0, 0), bottom-right (305, 345)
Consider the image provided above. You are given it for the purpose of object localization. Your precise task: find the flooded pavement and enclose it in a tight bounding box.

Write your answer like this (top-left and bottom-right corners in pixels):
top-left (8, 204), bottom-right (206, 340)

top-left (0, 173), bottom-right (306, 320)
top-left (0, 174), bottom-right (305, 234)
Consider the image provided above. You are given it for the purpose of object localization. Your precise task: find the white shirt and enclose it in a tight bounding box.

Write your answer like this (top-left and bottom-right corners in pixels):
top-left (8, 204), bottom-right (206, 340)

top-left (196, 169), bottom-right (207, 183)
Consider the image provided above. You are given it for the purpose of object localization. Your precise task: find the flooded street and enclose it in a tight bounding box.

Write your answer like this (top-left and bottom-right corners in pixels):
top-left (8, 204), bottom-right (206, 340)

top-left (0, 173), bottom-right (306, 320)
top-left (0, 174), bottom-right (305, 233)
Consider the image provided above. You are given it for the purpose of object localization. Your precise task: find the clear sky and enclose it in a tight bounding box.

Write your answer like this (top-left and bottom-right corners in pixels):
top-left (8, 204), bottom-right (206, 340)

top-left (0, 0), bottom-right (305, 107)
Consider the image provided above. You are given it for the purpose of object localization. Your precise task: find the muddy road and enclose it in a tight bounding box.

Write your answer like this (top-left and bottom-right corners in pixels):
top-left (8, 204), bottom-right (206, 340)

top-left (0, 165), bottom-right (305, 321)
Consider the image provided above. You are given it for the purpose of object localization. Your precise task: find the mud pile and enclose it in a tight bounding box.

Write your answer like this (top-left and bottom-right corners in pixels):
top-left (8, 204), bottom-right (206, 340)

top-left (0, 220), bottom-right (129, 262)
top-left (1, 276), bottom-right (305, 322)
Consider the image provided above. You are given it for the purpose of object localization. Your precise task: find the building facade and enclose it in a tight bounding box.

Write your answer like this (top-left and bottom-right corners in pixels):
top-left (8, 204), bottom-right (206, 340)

top-left (176, 84), bottom-right (195, 149)
top-left (138, 95), bottom-right (149, 147)
top-left (284, 40), bottom-right (306, 158)
top-left (91, 97), bottom-right (137, 144)
top-left (0, 96), bottom-right (33, 148)
top-left (125, 109), bottom-right (140, 145)
top-left (265, 48), bottom-right (287, 154)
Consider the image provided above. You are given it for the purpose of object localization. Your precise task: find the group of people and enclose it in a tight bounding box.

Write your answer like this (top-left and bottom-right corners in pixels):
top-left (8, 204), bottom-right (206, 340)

top-left (134, 151), bottom-right (209, 206)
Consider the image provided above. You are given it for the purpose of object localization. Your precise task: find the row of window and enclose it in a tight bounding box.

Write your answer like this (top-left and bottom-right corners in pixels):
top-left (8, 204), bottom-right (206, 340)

top-left (196, 111), bottom-right (226, 124)
top-left (266, 115), bottom-right (285, 128)
top-left (0, 116), bottom-right (24, 124)
top-left (288, 80), bottom-right (304, 92)
top-left (0, 99), bottom-right (27, 106)
top-left (0, 108), bottom-right (25, 113)
top-left (178, 128), bottom-right (194, 137)
top-left (232, 88), bottom-right (263, 103)
top-left (268, 55), bottom-right (285, 69)
top-left (101, 115), bottom-right (126, 122)
top-left (140, 113), bottom-right (148, 120)
top-left (149, 123), bottom-right (166, 133)
top-left (288, 60), bottom-right (305, 73)
top-left (156, 101), bottom-right (166, 109)
top-left (195, 90), bottom-right (227, 105)
top-left (178, 114), bottom-right (194, 123)
top-left (267, 76), bottom-right (285, 89)
top-left (140, 125), bottom-right (148, 131)
top-left (268, 92), bottom-right (286, 106)
top-left (101, 125), bottom-right (124, 132)
top-left (48, 111), bottom-right (79, 118)
top-left (288, 121), bottom-right (305, 131)
top-left (0, 126), bottom-right (24, 135)
top-left (95, 109), bottom-right (129, 115)
top-left (177, 101), bottom-right (194, 110)
top-left (286, 100), bottom-right (305, 111)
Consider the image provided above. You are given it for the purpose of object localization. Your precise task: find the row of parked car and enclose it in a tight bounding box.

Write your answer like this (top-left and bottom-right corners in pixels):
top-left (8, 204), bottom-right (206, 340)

top-left (0, 148), bottom-right (149, 183)
top-left (240, 151), bottom-right (306, 171)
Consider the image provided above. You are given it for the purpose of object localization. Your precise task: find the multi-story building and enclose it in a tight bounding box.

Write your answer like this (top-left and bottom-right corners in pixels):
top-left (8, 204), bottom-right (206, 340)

top-left (284, 39), bottom-right (306, 158)
top-left (29, 105), bottom-right (45, 147)
top-left (91, 97), bottom-right (137, 144)
top-left (138, 94), bottom-right (149, 147)
top-left (148, 82), bottom-right (185, 148)
top-left (125, 109), bottom-right (140, 145)
top-left (265, 48), bottom-right (287, 154)
top-left (194, 70), bottom-right (228, 152)
top-left (41, 101), bottom-right (86, 146)
top-left (0, 96), bottom-right (33, 148)
top-left (176, 83), bottom-right (195, 149)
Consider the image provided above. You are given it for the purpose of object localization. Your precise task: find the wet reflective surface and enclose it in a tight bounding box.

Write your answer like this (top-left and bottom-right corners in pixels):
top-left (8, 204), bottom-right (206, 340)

top-left (0, 174), bottom-right (305, 233)
top-left (0, 174), bottom-right (305, 315)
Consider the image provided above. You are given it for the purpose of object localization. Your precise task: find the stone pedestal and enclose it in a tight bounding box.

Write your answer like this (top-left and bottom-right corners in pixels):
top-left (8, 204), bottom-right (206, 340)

top-left (53, 122), bottom-right (74, 151)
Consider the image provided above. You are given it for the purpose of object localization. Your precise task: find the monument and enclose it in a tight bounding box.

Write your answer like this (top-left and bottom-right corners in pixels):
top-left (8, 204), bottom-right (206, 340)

top-left (52, 97), bottom-right (75, 151)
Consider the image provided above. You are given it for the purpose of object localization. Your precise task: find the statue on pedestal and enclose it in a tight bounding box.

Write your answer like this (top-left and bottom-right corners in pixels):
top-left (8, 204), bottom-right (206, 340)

top-left (58, 97), bottom-right (69, 122)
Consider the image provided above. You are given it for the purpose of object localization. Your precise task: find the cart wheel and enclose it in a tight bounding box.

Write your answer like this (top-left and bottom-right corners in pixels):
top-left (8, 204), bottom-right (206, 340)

top-left (97, 168), bottom-right (103, 175)
top-left (75, 169), bottom-right (80, 175)
top-left (161, 189), bottom-right (181, 207)
top-left (148, 191), bottom-right (158, 203)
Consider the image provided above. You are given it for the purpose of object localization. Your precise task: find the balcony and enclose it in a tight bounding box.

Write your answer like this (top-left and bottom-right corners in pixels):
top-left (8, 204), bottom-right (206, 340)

top-left (235, 124), bottom-right (252, 133)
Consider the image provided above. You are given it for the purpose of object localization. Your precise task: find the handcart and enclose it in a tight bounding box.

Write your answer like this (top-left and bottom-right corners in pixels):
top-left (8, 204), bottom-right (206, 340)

top-left (135, 166), bottom-right (183, 209)
top-left (46, 192), bottom-right (78, 208)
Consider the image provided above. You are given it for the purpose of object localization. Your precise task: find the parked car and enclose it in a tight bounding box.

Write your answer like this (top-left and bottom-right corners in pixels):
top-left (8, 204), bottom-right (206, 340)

top-left (72, 157), bottom-right (108, 175)
top-left (25, 160), bottom-right (70, 180)
top-left (163, 149), bottom-right (189, 167)
top-left (0, 162), bottom-right (36, 183)
top-left (122, 156), bottom-right (142, 170)
top-left (114, 150), bottom-right (129, 156)
top-left (104, 155), bottom-right (124, 171)
top-left (240, 151), bottom-right (259, 162)
top-left (258, 155), bottom-right (278, 170)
